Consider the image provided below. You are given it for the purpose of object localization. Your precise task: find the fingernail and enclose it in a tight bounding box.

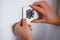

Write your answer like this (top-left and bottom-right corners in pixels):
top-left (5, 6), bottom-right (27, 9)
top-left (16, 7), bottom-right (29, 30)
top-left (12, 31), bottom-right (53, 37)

top-left (31, 21), bottom-right (34, 23)
top-left (29, 5), bottom-right (32, 7)
top-left (29, 5), bottom-right (31, 6)
top-left (31, 21), bottom-right (33, 22)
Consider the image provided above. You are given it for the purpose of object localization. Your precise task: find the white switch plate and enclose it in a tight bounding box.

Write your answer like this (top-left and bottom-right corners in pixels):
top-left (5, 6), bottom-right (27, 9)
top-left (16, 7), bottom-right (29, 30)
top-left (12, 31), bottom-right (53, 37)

top-left (23, 6), bottom-right (39, 23)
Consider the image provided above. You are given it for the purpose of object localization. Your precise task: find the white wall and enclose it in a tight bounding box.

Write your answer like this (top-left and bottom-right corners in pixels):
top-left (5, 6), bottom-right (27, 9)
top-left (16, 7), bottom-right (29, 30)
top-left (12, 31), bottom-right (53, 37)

top-left (0, 0), bottom-right (60, 40)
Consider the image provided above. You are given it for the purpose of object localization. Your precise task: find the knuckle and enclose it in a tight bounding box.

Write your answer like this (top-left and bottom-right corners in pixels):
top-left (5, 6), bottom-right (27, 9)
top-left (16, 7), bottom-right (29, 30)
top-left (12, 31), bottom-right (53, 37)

top-left (12, 22), bottom-right (19, 31)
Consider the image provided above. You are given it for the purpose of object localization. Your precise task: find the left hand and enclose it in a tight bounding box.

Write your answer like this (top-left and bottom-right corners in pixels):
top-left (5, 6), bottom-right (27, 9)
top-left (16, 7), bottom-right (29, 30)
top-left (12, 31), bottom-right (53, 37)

top-left (12, 19), bottom-right (32, 40)
top-left (30, 1), bottom-right (59, 25)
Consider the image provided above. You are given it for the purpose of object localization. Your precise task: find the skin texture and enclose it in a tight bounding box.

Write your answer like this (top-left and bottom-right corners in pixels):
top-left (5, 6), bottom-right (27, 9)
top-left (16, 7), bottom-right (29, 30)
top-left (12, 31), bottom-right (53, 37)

top-left (13, 19), bottom-right (32, 40)
top-left (30, 1), bottom-right (60, 25)
top-left (13, 1), bottom-right (60, 40)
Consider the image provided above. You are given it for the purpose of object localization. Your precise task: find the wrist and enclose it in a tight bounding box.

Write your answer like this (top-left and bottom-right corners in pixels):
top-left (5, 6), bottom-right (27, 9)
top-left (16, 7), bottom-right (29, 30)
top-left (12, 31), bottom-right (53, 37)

top-left (55, 16), bottom-right (60, 25)
top-left (22, 36), bottom-right (32, 40)
top-left (23, 38), bottom-right (32, 40)
top-left (25, 37), bottom-right (32, 40)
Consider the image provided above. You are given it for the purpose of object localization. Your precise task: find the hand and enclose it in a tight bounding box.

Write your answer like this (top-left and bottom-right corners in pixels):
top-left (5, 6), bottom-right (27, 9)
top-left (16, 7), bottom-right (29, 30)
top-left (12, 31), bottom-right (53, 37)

top-left (30, 1), bottom-right (60, 25)
top-left (12, 19), bottom-right (32, 40)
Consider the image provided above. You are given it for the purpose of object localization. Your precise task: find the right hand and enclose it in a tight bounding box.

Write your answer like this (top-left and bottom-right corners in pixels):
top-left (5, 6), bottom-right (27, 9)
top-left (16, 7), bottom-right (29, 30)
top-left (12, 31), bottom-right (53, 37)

top-left (30, 1), bottom-right (59, 25)
top-left (12, 19), bottom-right (32, 40)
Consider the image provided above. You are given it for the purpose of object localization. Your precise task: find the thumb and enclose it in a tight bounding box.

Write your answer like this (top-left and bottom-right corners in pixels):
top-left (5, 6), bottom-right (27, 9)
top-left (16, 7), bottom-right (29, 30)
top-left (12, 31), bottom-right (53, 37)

top-left (31, 19), bottom-right (46, 23)
top-left (22, 19), bottom-right (27, 27)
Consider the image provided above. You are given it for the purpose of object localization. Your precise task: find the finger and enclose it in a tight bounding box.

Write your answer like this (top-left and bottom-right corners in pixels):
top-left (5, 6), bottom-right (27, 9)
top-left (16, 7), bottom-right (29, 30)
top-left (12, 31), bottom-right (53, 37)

top-left (22, 19), bottom-right (27, 27)
top-left (43, 1), bottom-right (51, 8)
top-left (15, 22), bottom-right (21, 29)
top-left (33, 1), bottom-right (47, 9)
top-left (30, 5), bottom-right (46, 15)
top-left (28, 24), bottom-right (31, 27)
top-left (28, 24), bottom-right (32, 31)
top-left (12, 22), bottom-right (20, 31)
top-left (14, 22), bottom-right (22, 31)
top-left (12, 22), bottom-right (21, 35)
top-left (20, 19), bottom-right (23, 26)
top-left (31, 19), bottom-right (46, 23)
top-left (39, 1), bottom-right (53, 11)
top-left (33, 2), bottom-right (40, 6)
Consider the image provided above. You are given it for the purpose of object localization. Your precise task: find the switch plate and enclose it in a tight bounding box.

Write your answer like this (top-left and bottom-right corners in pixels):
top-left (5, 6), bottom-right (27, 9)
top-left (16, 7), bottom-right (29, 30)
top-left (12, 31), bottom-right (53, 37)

top-left (23, 6), bottom-right (39, 23)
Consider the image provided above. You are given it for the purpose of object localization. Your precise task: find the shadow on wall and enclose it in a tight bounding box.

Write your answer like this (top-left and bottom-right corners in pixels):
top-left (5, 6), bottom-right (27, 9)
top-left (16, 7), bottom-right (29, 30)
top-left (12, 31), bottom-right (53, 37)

top-left (57, 0), bottom-right (60, 15)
